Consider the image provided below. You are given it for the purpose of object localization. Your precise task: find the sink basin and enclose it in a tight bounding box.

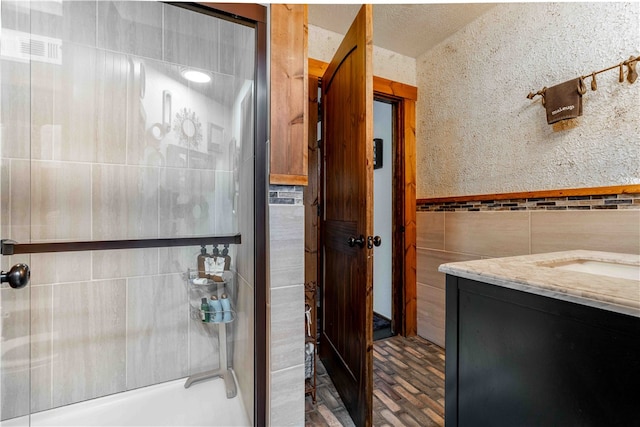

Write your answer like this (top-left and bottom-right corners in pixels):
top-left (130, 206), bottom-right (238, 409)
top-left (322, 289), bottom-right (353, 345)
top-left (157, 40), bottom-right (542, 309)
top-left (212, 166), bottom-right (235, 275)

top-left (547, 259), bottom-right (640, 281)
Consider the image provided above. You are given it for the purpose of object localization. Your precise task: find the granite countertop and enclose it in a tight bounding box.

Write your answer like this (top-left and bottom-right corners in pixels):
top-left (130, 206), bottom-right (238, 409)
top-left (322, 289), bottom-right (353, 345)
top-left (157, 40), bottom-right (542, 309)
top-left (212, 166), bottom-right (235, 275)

top-left (439, 250), bottom-right (640, 318)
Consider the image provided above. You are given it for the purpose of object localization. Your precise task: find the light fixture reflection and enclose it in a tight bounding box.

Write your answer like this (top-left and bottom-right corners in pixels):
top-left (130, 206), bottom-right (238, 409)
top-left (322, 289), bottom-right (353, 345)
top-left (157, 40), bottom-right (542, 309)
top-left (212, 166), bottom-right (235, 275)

top-left (181, 69), bottom-right (211, 83)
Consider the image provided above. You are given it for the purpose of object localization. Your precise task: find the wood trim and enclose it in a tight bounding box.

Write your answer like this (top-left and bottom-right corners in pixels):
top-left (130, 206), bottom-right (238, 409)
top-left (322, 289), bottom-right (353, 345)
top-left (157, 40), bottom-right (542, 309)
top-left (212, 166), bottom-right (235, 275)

top-left (417, 184), bottom-right (640, 205)
top-left (311, 56), bottom-right (418, 337)
top-left (309, 58), bottom-right (328, 79)
top-left (310, 60), bottom-right (418, 341)
top-left (309, 58), bottom-right (417, 100)
top-left (373, 99), bottom-right (417, 337)
top-left (269, 173), bottom-right (308, 186)
top-left (270, 4), bottom-right (308, 186)
top-left (402, 99), bottom-right (417, 337)
top-left (391, 99), bottom-right (405, 338)
top-left (305, 75), bottom-right (320, 303)
top-left (374, 76), bottom-right (417, 101)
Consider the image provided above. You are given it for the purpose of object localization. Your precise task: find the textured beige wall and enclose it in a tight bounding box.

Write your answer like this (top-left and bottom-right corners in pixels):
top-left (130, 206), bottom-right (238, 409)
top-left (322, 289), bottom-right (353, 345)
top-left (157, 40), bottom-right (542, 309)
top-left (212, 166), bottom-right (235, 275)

top-left (416, 2), bottom-right (640, 198)
top-left (309, 24), bottom-right (416, 86)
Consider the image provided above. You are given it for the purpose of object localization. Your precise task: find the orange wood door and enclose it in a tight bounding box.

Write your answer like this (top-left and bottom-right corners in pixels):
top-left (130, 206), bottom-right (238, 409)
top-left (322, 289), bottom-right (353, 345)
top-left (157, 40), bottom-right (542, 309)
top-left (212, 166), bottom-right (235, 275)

top-left (319, 5), bottom-right (374, 426)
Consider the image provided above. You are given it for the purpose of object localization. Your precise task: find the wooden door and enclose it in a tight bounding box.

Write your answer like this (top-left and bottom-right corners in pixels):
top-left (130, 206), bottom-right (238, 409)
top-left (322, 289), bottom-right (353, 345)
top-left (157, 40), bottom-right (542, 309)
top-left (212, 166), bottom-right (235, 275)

top-left (319, 5), bottom-right (374, 426)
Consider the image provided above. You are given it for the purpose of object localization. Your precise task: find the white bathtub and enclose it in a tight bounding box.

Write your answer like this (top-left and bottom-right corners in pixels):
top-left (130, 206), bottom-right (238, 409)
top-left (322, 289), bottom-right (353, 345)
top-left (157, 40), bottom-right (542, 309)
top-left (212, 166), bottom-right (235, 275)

top-left (1, 375), bottom-right (250, 427)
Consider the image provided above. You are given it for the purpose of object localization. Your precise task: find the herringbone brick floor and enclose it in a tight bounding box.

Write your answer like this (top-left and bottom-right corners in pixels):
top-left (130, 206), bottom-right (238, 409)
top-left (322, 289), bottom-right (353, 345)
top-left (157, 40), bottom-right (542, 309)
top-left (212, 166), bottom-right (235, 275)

top-left (305, 335), bottom-right (445, 426)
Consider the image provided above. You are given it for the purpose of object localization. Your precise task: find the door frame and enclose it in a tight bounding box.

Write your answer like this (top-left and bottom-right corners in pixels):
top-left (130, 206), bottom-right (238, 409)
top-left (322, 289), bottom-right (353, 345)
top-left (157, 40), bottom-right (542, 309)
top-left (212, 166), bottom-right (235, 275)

top-left (308, 58), bottom-right (417, 336)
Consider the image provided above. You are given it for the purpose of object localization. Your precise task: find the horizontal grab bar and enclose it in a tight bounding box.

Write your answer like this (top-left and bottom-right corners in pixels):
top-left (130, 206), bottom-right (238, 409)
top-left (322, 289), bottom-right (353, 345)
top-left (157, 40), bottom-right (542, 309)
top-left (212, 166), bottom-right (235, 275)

top-left (1, 235), bottom-right (241, 256)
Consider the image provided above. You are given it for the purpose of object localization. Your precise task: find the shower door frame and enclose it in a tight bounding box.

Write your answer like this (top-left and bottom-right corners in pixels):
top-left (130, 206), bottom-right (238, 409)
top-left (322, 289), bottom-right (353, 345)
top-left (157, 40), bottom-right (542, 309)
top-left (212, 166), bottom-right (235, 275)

top-left (0, 1), bottom-right (268, 425)
top-left (192, 3), bottom-right (268, 426)
top-left (157, 3), bottom-right (268, 425)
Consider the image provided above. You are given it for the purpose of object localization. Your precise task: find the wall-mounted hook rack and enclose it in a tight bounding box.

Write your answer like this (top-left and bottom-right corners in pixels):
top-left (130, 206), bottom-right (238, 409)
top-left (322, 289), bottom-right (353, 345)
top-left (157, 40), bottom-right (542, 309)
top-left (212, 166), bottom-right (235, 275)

top-left (527, 54), bottom-right (638, 101)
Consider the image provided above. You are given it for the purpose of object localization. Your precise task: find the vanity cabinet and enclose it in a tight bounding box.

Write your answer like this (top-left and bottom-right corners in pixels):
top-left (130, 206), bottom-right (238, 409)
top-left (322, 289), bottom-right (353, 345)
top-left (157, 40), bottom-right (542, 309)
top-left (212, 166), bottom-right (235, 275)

top-left (270, 4), bottom-right (308, 185)
top-left (445, 275), bottom-right (640, 427)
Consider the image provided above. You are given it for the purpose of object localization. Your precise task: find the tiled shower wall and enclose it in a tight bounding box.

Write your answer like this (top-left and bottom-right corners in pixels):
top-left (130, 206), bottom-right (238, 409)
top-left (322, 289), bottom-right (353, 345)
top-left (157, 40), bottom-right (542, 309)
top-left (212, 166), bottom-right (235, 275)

top-left (416, 205), bottom-right (640, 347)
top-left (1, 1), bottom-right (255, 421)
top-left (268, 185), bottom-right (305, 426)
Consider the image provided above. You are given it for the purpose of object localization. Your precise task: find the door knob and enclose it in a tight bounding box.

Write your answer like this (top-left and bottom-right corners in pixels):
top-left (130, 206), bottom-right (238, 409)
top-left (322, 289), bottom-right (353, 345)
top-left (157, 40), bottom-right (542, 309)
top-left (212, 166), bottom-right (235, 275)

top-left (1, 263), bottom-right (30, 289)
top-left (367, 235), bottom-right (382, 249)
top-left (347, 235), bottom-right (366, 248)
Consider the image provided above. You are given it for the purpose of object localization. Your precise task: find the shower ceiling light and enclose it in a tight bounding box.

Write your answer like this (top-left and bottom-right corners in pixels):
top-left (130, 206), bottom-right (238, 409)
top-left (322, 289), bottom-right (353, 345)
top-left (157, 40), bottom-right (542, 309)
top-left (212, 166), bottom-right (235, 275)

top-left (181, 69), bottom-right (211, 83)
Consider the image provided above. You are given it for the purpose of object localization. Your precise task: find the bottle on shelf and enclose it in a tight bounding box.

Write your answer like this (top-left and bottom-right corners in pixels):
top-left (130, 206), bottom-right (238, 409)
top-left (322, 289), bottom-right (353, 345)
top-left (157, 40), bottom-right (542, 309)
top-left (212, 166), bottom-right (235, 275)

top-left (200, 297), bottom-right (210, 323)
top-left (197, 245), bottom-right (208, 278)
top-left (209, 295), bottom-right (223, 323)
top-left (220, 293), bottom-right (232, 322)
top-left (221, 244), bottom-right (232, 271)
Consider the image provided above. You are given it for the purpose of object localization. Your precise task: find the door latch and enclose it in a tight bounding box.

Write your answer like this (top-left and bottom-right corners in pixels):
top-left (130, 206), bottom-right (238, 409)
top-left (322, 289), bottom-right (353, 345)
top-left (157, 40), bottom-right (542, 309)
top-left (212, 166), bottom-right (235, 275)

top-left (367, 235), bottom-right (382, 249)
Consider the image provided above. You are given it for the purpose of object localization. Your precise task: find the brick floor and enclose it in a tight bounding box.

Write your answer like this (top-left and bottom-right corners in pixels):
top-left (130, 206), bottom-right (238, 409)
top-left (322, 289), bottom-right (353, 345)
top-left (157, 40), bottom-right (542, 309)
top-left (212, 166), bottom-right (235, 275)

top-left (305, 335), bottom-right (445, 426)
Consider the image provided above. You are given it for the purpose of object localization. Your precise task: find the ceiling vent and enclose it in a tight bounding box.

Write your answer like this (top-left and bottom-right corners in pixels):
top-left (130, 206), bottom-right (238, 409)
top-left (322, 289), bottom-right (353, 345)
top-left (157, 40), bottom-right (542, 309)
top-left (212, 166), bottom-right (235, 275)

top-left (1, 29), bottom-right (62, 65)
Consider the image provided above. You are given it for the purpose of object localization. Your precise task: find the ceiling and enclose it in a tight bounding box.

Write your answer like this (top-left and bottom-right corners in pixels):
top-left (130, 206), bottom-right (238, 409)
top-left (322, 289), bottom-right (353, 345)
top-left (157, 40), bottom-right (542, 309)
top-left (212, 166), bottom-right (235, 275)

top-left (307, 4), bottom-right (496, 59)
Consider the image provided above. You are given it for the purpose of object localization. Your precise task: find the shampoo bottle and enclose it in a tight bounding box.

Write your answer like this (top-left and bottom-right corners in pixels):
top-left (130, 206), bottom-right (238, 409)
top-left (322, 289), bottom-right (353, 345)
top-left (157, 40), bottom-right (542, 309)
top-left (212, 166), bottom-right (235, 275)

top-left (197, 245), bottom-right (208, 278)
top-left (200, 297), bottom-right (210, 322)
top-left (220, 293), bottom-right (232, 322)
top-left (220, 244), bottom-right (231, 276)
top-left (209, 295), bottom-right (223, 323)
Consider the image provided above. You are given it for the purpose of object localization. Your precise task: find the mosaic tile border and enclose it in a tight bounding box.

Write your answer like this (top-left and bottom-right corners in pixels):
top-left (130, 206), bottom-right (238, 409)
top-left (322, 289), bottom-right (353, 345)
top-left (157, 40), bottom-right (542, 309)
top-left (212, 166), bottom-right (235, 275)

top-left (417, 193), bottom-right (640, 212)
top-left (269, 185), bottom-right (304, 205)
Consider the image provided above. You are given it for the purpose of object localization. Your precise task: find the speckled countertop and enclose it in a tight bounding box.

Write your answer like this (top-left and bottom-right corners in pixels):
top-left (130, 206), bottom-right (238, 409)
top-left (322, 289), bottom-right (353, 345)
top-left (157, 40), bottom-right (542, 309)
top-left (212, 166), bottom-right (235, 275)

top-left (439, 250), bottom-right (640, 318)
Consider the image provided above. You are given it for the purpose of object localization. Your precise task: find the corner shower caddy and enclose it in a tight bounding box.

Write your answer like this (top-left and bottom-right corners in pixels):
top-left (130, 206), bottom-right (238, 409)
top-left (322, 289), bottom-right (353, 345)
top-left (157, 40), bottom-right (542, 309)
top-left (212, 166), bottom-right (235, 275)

top-left (184, 270), bottom-right (237, 398)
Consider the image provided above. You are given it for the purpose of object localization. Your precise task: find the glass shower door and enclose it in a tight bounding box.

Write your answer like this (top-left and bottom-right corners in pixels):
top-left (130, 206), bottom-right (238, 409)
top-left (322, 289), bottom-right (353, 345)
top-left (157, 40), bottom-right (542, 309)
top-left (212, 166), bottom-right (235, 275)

top-left (1, 0), bottom-right (33, 424)
top-left (1, 2), bottom-right (258, 425)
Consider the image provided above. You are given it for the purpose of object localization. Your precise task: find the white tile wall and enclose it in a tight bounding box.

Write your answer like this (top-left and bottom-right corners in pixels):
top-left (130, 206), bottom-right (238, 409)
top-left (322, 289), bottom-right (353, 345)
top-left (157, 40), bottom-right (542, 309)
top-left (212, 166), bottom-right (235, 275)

top-left (163, 4), bottom-right (220, 72)
top-left (270, 365), bottom-right (306, 426)
top-left (268, 202), bottom-right (305, 425)
top-left (30, 0), bottom-right (97, 46)
top-left (126, 274), bottom-right (189, 389)
top-left (271, 285), bottom-right (305, 371)
top-left (0, 287), bottom-right (31, 419)
top-left (30, 252), bottom-right (92, 285)
top-left (50, 280), bottom-right (127, 408)
top-left (97, 1), bottom-right (163, 60)
top-left (269, 205), bottom-right (305, 288)
top-left (92, 248), bottom-right (159, 280)
top-left (233, 276), bottom-right (255, 425)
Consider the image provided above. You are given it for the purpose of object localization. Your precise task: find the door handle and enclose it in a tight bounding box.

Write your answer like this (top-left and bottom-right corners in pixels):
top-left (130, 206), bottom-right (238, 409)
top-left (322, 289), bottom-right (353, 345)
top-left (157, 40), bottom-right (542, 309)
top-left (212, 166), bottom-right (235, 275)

top-left (367, 235), bottom-right (382, 249)
top-left (347, 235), bottom-right (366, 248)
top-left (1, 263), bottom-right (30, 289)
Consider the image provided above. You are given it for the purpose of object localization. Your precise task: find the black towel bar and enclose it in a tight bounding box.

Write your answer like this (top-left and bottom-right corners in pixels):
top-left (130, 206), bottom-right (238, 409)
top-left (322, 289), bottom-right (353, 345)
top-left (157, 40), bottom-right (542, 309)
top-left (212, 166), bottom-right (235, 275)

top-left (1, 235), bottom-right (241, 255)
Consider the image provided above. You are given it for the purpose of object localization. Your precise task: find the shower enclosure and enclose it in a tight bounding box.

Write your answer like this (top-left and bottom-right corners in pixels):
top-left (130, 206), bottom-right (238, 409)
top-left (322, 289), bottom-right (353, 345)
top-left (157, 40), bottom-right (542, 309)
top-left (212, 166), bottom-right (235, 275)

top-left (0, 2), bottom-right (267, 425)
